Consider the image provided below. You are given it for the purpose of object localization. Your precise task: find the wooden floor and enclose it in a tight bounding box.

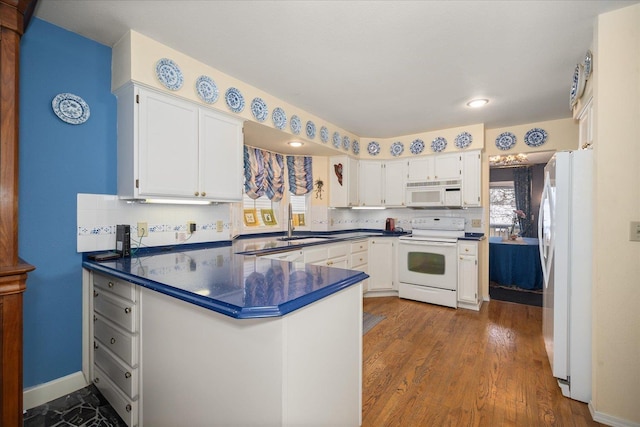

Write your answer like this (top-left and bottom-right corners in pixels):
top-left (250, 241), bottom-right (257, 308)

top-left (362, 297), bottom-right (601, 427)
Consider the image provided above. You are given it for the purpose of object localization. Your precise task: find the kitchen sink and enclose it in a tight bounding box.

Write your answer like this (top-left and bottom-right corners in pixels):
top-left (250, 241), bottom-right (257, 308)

top-left (277, 236), bottom-right (334, 243)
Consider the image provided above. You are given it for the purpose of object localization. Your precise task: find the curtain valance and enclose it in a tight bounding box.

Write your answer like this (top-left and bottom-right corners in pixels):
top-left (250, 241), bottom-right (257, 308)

top-left (244, 146), bottom-right (284, 201)
top-left (286, 155), bottom-right (313, 195)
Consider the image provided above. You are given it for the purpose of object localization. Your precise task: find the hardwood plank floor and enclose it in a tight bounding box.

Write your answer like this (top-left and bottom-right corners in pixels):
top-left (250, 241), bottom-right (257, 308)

top-left (362, 297), bottom-right (601, 427)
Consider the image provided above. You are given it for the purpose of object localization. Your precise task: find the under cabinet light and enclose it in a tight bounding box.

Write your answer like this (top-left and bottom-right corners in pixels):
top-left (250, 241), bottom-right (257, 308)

top-left (142, 199), bottom-right (213, 205)
top-left (351, 206), bottom-right (387, 210)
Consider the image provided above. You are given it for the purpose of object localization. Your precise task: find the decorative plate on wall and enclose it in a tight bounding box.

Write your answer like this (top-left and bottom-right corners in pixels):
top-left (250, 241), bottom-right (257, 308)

top-left (342, 135), bottom-right (350, 151)
top-left (431, 137), bottom-right (447, 152)
top-left (352, 140), bottom-right (360, 155)
top-left (225, 87), bottom-right (245, 113)
top-left (569, 63), bottom-right (585, 109)
top-left (320, 126), bottom-right (329, 143)
top-left (251, 97), bottom-right (268, 122)
top-left (306, 120), bottom-right (316, 139)
top-left (195, 75), bottom-right (218, 104)
top-left (272, 107), bottom-right (287, 130)
top-left (495, 131), bottom-right (517, 150)
top-left (52, 93), bottom-right (90, 125)
top-left (390, 141), bottom-right (404, 157)
top-left (410, 139), bottom-right (425, 155)
top-left (524, 128), bottom-right (548, 147)
top-left (332, 132), bottom-right (341, 148)
top-left (290, 115), bottom-right (302, 135)
top-left (583, 50), bottom-right (593, 81)
top-left (155, 58), bottom-right (184, 91)
top-left (367, 141), bottom-right (381, 156)
top-left (454, 132), bottom-right (473, 149)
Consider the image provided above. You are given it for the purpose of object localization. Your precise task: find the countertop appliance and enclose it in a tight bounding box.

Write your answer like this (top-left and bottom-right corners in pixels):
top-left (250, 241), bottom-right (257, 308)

top-left (398, 217), bottom-right (465, 308)
top-left (538, 150), bottom-right (592, 403)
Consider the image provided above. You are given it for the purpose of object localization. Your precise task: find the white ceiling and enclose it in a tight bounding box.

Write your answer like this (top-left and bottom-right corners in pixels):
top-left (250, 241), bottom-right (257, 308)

top-left (34, 0), bottom-right (637, 152)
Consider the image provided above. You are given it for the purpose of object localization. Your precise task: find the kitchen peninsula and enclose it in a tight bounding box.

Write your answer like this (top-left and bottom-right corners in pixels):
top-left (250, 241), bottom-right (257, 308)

top-left (83, 241), bottom-right (367, 426)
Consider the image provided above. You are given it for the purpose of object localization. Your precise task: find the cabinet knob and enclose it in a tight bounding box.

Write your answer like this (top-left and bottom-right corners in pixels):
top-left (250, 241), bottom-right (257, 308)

top-left (125, 371), bottom-right (132, 379)
top-left (126, 404), bottom-right (132, 413)
top-left (94, 377), bottom-right (100, 384)
top-left (94, 342), bottom-right (99, 350)
top-left (124, 307), bottom-right (131, 314)
top-left (194, 191), bottom-right (199, 196)
top-left (93, 315), bottom-right (97, 322)
top-left (110, 337), bottom-right (116, 345)
top-left (108, 281), bottom-right (114, 288)
top-left (465, 248), bottom-right (469, 252)
top-left (93, 291), bottom-right (98, 297)
top-left (201, 191), bottom-right (206, 197)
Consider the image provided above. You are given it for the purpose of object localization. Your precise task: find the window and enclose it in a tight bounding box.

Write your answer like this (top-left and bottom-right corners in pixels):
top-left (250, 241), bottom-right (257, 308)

top-left (243, 193), bottom-right (279, 227)
top-left (490, 181), bottom-right (516, 228)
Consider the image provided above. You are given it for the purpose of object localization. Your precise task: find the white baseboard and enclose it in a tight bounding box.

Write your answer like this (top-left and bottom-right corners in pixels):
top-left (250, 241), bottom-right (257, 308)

top-left (590, 401), bottom-right (640, 427)
top-left (23, 371), bottom-right (89, 410)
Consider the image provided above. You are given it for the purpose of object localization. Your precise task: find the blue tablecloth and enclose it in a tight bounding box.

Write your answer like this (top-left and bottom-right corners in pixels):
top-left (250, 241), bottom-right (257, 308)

top-left (489, 237), bottom-right (543, 290)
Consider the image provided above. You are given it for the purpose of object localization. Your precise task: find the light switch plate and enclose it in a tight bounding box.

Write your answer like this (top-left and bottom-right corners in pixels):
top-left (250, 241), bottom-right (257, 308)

top-left (216, 220), bottom-right (223, 232)
top-left (630, 221), bottom-right (640, 242)
top-left (471, 219), bottom-right (481, 228)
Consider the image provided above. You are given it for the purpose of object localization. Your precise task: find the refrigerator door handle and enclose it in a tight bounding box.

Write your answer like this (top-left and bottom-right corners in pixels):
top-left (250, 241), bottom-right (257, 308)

top-left (538, 171), bottom-right (555, 288)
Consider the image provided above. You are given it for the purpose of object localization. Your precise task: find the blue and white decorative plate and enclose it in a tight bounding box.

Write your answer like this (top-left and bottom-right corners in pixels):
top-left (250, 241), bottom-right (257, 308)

top-left (391, 141), bottom-right (404, 157)
top-left (306, 120), bottom-right (316, 139)
top-left (495, 131), bottom-right (517, 150)
top-left (455, 132), bottom-right (473, 149)
top-left (583, 50), bottom-right (593, 81)
top-left (52, 93), bottom-right (90, 125)
top-left (332, 132), bottom-right (341, 148)
top-left (225, 87), bottom-right (245, 113)
top-left (251, 97), bottom-right (268, 122)
top-left (272, 107), bottom-right (287, 130)
top-left (431, 137), bottom-right (447, 152)
top-left (155, 58), bottom-right (184, 91)
top-left (569, 63), bottom-right (585, 109)
top-left (410, 139), bottom-right (425, 155)
top-left (320, 126), bottom-right (329, 143)
top-left (343, 135), bottom-right (350, 150)
top-left (524, 128), bottom-right (548, 147)
top-left (352, 140), bottom-right (360, 155)
top-left (367, 141), bottom-right (381, 156)
top-left (290, 115), bottom-right (302, 135)
top-left (195, 75), bottom-right (218, 104)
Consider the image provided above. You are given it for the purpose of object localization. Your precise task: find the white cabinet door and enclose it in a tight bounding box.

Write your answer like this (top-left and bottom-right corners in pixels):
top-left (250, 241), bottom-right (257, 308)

top-left (462, 150), bottom-right (481, 207)
top-left (407, 157), bottom-right (435, 181)
top-left (383, 160), bottom-right (407, 207)
top-left (578, 97), bottom-right (593, 149)
top-left (138, 88), bottom-right (199, 197)
top-left (199, 109), bottom-right (244, 201)
top-left (329, 155), bottom-right (359, 207)
top-left (457, 254), bottom-right (478, 305)
top-left (434, 153), bottom-right (461, 181)
top-left (367, 239), bottom-right (395, 291)
top-left (359, 161), bottom-right (383, 206)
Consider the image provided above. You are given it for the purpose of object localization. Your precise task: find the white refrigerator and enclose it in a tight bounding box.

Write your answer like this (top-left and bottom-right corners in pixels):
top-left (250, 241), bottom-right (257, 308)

top-left (538, 150), bottom-right (592, 403)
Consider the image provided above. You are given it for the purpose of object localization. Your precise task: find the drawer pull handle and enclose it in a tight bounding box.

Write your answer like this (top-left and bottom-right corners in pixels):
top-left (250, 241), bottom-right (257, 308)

top-left (110, 338), bottom-right (116, 345)
top-left (124, 307), bottom-right (131, 314)
top-left (125, 371), bottom-right (132, 379)
top-left (126, 404), bottom-right (132, 413)
top-left (201, 191), bottom-right (206, 197)
top-left (108, 281), bottom-right (114, 288)
top-left (194, 191), bottom-right (199, 197)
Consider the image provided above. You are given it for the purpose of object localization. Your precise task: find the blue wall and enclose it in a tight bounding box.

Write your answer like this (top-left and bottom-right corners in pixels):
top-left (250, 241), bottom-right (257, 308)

top-left (19, 18), bottom-right (116, 388)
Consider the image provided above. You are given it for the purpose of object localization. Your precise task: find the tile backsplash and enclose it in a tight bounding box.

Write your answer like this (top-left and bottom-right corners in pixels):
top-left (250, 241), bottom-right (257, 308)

top-left (77, 193), bottom-right (231, 252)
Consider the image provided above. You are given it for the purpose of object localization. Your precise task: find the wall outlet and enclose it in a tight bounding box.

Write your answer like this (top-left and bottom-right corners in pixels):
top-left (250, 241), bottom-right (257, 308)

top-left (471, 219), bottom-right (482, 228)
top-left (216, 220), bottom-right (223, 232)
top-left (137, 222), bottom-right (148, 237)
top-left (187, 221), bottom-right (196, 234)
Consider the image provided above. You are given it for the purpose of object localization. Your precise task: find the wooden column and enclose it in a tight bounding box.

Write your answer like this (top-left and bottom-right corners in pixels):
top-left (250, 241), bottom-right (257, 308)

top-left (0, 1), bottom-right (37, 425)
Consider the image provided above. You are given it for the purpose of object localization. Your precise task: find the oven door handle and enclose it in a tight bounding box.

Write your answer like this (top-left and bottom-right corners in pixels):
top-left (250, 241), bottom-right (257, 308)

top-left (399, 240), bottom-right (457, 247)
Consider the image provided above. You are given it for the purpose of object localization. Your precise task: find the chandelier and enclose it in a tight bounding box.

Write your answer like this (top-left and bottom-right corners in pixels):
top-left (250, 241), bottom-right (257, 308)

top-left (489, 153), bottom-right (528, 167)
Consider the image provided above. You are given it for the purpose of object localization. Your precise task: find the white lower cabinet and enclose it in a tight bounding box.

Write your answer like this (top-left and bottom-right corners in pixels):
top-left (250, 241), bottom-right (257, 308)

top-left (91, 272), bottom-right (140, 426)
top-left (304, 242), bottom-right (349, 268)
top-left (457, 241), bottom-right (481, 310)
top-left (366, 238), bottom-right (396, 294)
top-left (349, 240), bottom-right (369, 293)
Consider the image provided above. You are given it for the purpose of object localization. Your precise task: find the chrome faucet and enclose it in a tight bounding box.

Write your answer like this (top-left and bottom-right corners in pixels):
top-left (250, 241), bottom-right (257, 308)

top-left (287, 203), bottom-right (295, 238)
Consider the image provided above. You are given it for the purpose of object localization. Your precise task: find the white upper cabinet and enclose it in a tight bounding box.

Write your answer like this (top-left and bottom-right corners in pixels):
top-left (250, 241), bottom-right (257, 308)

top-left (462, 150), bottom-right (481, 207)
top-left (329, 155), bottom-right (359, 207)
top-left (116, 84), bottom-right (243, 201)
top-left (358, 159), bottom-right (407, 207)
top-left (407, 156), bottom-right (435, 181)
top-left (359, 161), bottom-right (383, 206)
top-left (383, 160), bottom-right (407, 207)
top-left (433, 153), bottom-right (462, 181)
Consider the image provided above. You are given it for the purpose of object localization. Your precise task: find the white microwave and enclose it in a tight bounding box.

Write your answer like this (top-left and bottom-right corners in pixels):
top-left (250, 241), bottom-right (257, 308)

top-left (405, 180), bottom-right (462, 207)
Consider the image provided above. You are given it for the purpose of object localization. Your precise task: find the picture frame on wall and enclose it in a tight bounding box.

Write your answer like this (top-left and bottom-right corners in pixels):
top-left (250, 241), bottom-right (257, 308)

top-left (243, 209), bottom-right (258, 226)
top-left (261, 209), bottom-right (277, 226)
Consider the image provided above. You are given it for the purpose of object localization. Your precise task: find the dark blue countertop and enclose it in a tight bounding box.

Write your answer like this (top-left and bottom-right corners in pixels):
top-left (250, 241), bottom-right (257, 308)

top-left (83, 241), bottom-right (368, 320)
top-left (459, 233), bottom-right (486, 241)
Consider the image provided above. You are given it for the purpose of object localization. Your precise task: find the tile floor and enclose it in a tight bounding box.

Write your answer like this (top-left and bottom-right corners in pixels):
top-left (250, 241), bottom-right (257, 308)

top-left (23, 385), bottom-right (127, 427)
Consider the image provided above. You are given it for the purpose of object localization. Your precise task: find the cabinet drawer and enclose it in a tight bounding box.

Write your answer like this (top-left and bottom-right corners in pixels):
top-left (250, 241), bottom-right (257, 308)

top-left (327, 244), bottom-right (348, 259)
top-left (350, 252), bottom-right (368, 268)
top-left (94, 273), bottom-right (136, 303)
top-left (95, 344), bottom-right (139, 399)
top-left (94, 365), bottom-right (138, 427)
top-left (458, 242), bottom-right (477, 256)
top-left (304, 246), bottom-right (328, 264)
top-left (94, 316), bottom-right (138, 367)
top-left (94, 290), bottom-right (137, 333)
top-left (350, 240), bottom-right (367, 254)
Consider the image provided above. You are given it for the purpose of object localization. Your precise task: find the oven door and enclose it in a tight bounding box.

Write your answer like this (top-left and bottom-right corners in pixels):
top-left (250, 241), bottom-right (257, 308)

top-left (398, 239), bottom-right (458, 290)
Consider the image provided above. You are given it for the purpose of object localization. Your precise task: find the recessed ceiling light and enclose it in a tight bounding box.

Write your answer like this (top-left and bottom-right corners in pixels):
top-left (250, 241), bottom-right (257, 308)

top-left (466, 98), bottom-right (489, 108)
top-left (288, 141), bottom-right (304, 147)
